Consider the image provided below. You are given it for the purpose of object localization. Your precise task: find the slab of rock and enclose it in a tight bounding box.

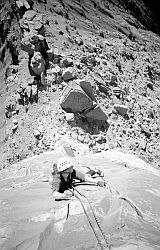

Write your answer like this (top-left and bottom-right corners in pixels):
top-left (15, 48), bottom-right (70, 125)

top-left (86, 106), bottom-right (108, 121)
top-left (141, 124), bottom-right (151, 138)
top-left (77, 79), bottom-right (97, 102)
top-left (65, 113), bottom-right (74, 121)
top-left (114, 104), bottom-right (128, 116)
top-left (60, 57), bottom-right (73, 67)
top-left (62, 67), bottom-right (74, 81)
top-left (60, 80), bottom-right (108, 121)
top-left (16, 0), bottom-right (30, 9)
top-left (51, 65), bottom-right (62, 75)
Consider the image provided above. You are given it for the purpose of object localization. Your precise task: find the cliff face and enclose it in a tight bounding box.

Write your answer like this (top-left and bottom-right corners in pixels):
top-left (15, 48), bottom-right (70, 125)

top-left (112, 0), bottom-right (160, 34)
top-left (0, 149), bottom-right (160, 250)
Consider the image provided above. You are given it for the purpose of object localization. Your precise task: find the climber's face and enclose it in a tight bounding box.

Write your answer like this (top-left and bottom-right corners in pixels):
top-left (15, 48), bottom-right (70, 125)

top-left (62, 166), bottom-right (73, 181)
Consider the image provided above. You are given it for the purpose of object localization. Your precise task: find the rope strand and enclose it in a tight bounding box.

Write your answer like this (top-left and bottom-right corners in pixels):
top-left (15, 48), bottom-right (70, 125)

top-left (69, 188), bottom-right (105, 250)
top-left (74, 187), bottom-right (110, 249)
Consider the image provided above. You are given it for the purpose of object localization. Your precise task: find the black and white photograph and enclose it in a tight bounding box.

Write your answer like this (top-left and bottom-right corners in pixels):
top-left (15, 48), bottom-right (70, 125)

top-left (0, 0), bottom-right (160, 249)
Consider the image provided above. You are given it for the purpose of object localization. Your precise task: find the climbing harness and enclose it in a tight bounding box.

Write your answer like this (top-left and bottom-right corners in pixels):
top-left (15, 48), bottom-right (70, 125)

top-left (69, 187), bottom-right (110, 250)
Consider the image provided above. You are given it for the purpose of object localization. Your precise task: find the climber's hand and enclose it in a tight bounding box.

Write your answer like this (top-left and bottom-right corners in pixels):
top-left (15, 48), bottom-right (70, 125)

top-left (55, 193), bottom-right (73, 201)
top-left (97, 180), bottom-right (106, 187)
top-left (97, 170), bottom-right (104, 177)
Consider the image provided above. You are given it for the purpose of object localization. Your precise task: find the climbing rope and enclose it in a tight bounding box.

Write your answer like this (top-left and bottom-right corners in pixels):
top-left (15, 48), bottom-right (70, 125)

top-left (69, 188), bottom-right (109, 250)
top-left (102, 178), bottom-right (143, 219)
top-left (74, 187), bottom-right (110, 249)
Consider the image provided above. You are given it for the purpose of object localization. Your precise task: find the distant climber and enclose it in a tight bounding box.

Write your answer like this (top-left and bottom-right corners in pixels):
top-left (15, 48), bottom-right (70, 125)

top-left (52, 157), bottom-right (106, 200)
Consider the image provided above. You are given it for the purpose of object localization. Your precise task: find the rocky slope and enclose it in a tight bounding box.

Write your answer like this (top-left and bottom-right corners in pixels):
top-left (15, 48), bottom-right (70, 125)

top-left (0, 0), bottom-right (160, 170)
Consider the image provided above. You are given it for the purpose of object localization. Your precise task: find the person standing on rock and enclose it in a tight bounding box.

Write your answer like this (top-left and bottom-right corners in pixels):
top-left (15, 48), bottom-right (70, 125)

top-left (52, 157), bottom-right (106, 200)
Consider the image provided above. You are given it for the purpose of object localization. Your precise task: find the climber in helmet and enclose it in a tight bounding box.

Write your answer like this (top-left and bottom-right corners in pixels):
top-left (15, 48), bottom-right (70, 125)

top-left (52, 157), bottom-right (106, 200)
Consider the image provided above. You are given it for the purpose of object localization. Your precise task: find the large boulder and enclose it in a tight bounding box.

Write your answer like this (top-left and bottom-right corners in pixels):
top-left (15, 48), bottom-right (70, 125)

top-left (60, 80), bottom-right (94, 113)
top-left (60, 79), bottom-right (108, 121)
top-left (60, 80), bottom-right (108, 121)
top-left (86, 106), bottom-right (108, 121)
top-left (0, 149), bottom-right (160, 250)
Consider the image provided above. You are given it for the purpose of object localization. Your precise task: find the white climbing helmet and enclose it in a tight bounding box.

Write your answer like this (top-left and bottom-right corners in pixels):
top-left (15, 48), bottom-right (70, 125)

top-left (57, 157), bottom-right (73, 173)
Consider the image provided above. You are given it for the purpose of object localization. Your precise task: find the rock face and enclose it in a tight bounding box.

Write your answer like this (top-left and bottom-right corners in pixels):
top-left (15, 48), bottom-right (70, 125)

top-left (0, 149), bottom-right (160, 250)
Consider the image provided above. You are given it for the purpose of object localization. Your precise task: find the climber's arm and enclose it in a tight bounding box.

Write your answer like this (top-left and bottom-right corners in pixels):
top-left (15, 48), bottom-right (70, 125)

top-left (84, 174), bottom-right (98, 184)
top-left (74, 170), bottom-right (106, 186)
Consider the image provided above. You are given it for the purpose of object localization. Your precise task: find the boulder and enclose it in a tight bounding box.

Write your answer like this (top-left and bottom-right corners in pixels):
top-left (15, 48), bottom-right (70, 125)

top-left (5, 95), bottom-right (17, 115)
top-left (46, 48), bottom-right (54, 61)
top-left (51, 65), bottom-right (62, 75)
top-left (62, 67), bottom-right (74, 81)
top-left (110, 74), bottom-right (117, 85)
top-left (86, 106), bottom-right (108, 121)
top-left (75, 36), bottom-right (83, 45)
top-left (60, 57), bottom-right (73, 67)
top-left (60, 81), bottom-right (93, 113)
top-left (77, 79), bottom-right (97, 102)
top-left (60, 80), bottom-right (108, 121)
top-left (65, 113), bottom-right (74, 122)
top-left (16, 0), bottom-right (30, 9)
top-left (46, 73), bottom-right (56, 86)
top-left (114, 104), bottom-right (128, 116)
